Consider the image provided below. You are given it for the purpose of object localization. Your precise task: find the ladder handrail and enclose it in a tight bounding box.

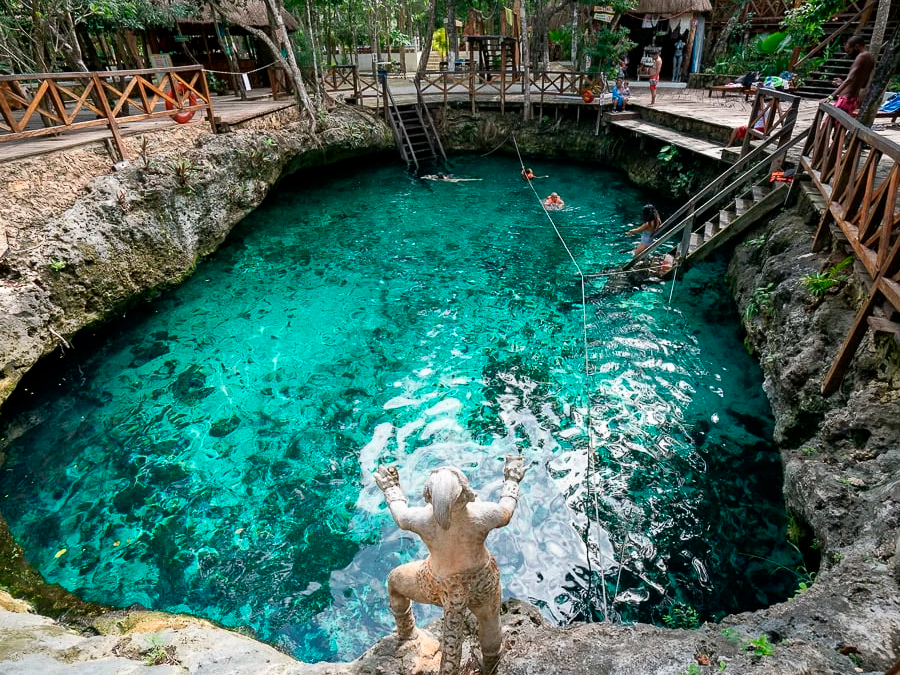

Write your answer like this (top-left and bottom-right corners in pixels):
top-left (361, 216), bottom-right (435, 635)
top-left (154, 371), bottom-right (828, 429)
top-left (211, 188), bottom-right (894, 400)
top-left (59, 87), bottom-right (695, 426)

top-left (415, 78), bottom-right (447, 162)
top-left (625, 125), bottom-right (810, 267)
top-left (382, 76), bottom-right (419, 170)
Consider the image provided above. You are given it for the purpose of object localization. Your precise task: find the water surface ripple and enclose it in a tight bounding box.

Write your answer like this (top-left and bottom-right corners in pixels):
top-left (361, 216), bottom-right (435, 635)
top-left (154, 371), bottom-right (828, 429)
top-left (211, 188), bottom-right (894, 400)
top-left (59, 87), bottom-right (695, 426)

top-left (0, 155), bottom-right (799, 661)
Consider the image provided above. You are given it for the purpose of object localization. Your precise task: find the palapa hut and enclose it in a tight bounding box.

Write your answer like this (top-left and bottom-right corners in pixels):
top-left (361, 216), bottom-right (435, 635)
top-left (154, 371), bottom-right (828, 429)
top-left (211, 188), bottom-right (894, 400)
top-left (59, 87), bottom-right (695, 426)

top-left (618, 0), bottom-right (712, 82)
top-left (145, 0), bottom-right (299, 89)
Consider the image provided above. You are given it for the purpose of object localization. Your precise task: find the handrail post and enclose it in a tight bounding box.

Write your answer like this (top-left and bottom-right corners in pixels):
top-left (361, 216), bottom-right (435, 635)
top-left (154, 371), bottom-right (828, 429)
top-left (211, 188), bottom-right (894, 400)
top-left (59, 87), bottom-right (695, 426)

top-left (91, 72), bottom-right (126, 162)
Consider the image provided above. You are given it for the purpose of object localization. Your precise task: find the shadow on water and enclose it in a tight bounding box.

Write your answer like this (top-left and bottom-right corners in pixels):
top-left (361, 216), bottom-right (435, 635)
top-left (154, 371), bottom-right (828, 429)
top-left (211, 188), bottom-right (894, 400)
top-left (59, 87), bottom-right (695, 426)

top-left (0, 156), bottom-right (800, 661)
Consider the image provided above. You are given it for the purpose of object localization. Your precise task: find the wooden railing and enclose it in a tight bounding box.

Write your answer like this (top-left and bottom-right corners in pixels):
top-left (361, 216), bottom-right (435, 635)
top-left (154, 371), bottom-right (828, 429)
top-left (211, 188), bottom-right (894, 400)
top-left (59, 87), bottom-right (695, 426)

top-left (624, 123), bottom-right (806, 270)
top-left (0, 66), bottom-right (214, 160)
top-left (799, 102), bottom-right (900, 394)
top-left (740, 87), bottom-right (801, 157)
top-left (321, 64), bottom-right (357, 94)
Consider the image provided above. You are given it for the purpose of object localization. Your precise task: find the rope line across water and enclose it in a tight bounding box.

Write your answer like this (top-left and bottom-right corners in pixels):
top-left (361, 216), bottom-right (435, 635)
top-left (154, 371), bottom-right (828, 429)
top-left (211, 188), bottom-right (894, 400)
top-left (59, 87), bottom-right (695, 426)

top-left (509, 133), bottom-right (609, 622)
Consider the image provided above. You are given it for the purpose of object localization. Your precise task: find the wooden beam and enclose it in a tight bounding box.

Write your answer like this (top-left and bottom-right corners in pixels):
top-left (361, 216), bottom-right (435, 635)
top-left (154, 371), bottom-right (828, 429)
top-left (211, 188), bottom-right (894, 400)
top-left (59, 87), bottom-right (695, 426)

top-left (822, 289), bottom-right (881, 395)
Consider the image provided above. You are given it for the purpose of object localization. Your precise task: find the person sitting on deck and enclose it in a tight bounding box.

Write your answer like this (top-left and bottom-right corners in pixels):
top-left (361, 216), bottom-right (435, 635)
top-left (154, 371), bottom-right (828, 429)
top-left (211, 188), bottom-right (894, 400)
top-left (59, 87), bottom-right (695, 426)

top-left (543, 192), bottom-right (565, 209)
top-left (627, 204), bottom-right (662, 257)
top-left (610, 78), bottom-right (628, 113)
top-left (726, 102), bottom-right (771, 147)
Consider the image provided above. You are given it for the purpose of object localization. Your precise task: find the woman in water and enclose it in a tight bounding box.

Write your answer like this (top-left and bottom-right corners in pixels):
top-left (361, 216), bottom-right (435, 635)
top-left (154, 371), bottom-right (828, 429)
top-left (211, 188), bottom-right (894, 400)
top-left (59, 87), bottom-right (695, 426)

top-left (627, 204), bottom-right (662, 256)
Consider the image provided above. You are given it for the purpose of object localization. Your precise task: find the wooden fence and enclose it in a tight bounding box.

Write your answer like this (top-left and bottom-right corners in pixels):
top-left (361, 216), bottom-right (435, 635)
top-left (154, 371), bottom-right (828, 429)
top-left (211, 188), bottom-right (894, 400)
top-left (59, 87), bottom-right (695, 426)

top-left (0, 65), bottom-right (214, 160)
top-left (799, 102), bottom-right (900, 393)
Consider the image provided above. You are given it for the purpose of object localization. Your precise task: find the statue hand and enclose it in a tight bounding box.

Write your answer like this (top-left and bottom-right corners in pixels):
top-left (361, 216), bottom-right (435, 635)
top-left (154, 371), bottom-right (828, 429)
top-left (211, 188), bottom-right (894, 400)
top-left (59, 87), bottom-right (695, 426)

top-left (504, 455), bottom-right (526, 482)
top-left (375, 465), bottom-right (401, 492)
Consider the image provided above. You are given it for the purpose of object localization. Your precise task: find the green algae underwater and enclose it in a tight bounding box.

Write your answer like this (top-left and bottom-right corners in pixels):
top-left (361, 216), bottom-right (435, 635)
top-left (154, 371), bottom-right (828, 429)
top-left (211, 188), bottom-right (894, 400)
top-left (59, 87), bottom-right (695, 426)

top-left (0, 155), bottom-right (801, 661)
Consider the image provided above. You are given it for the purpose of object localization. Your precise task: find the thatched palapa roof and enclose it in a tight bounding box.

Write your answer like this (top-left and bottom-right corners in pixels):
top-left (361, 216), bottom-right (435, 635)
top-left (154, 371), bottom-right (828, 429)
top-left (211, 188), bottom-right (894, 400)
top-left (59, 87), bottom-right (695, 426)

top-left (634, 0), bottom-right (713, 14)
top-left (162, 0), bottom-right (299, 30)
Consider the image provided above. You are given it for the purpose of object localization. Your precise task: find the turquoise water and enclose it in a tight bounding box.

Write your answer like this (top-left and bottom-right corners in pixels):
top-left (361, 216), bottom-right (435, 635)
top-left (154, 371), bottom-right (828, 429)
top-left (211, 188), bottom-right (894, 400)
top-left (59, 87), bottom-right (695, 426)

top-left (0, 155), bottom-right (799, 661)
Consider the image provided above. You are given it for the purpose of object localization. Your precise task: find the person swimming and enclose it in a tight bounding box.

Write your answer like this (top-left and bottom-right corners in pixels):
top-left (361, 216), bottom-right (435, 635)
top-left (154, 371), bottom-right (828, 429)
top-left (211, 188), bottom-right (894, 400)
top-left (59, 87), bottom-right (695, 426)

top-left (522, 167), bottom-right (535, 180)
top-left (423, 173), bottom-right (482, 182)
top-left (543, 192), bottom-right (565, 209)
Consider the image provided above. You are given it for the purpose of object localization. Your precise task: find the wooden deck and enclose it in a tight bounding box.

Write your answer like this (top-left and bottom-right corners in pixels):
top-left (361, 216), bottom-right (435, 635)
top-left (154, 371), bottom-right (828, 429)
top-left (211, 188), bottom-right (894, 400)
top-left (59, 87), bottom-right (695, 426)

top-left (0, 91), bottom-right (293, 163)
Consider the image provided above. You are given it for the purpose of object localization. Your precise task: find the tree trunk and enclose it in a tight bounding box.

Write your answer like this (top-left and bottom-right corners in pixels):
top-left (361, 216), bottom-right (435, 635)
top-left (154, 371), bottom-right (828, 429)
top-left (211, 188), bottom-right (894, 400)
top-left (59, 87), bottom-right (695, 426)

top-left (212, 7), bottom-right (247, 99)
top-left (868, 0), bottom-right (892, 59)
top-left (213, 0), bottom-right (314, 117)
top-left (305, 0), bottom-right (321, 88)
top-left (570, 1), bottom-right (578, 65)
top-left (417, 0), bottom-right (437, 72)
top-left (447, 0), bottom-right (456, 70)
top-left (520, 0), bottom-right (530, 120)
top-left (858, 26), bottom-right (900, 127)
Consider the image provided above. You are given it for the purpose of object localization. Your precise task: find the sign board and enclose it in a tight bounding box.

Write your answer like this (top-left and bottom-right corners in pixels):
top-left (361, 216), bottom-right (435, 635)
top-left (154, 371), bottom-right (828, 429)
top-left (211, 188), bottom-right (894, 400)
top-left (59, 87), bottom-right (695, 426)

top-left (596, 5), bottom-right (614, 13)
top-left (150, 53), bottom-right (173, 69)
top-left (594, 12), bottom-right (614, 21)
top-left (174, 35), bottom-right (189, 43)
top-left (150, 53), bottom-right (173, 85)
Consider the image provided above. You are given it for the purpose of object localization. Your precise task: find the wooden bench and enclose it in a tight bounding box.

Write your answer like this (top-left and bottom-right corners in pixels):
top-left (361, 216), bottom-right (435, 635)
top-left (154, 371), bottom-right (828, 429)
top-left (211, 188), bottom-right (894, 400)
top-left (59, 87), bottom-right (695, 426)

top-left (876, 109), bottom-right (900, 123)
top-left (707, 84), bottom-right (753, 100)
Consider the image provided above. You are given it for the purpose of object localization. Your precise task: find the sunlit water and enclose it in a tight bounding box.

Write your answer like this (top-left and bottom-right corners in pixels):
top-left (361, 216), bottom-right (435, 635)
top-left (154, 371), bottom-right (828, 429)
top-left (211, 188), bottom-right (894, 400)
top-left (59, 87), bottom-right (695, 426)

top-left (0, 155), bottom-right (799, 661)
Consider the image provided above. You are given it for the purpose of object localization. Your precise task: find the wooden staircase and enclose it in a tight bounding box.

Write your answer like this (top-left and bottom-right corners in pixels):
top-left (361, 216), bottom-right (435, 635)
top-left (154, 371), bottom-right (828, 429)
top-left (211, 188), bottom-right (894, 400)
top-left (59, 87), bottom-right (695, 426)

top-left (794, 2), bottom-right (898, 100)
top-left (624, 123), bottom-right (809, 274)
top-left (382, 77), bottom-right (447, 169)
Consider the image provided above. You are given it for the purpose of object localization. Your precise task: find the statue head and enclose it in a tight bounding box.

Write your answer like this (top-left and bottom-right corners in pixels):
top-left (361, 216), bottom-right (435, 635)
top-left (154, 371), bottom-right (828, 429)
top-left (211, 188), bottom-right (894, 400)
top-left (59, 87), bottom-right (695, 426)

top-left (423, 466), bottom-right (476, 530)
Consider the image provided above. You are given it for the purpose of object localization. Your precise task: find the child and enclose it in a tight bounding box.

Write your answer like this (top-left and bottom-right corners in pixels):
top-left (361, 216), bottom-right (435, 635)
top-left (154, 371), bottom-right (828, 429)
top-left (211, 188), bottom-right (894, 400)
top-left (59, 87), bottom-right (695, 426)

top-left (611, 78), bottom-right (627, 113)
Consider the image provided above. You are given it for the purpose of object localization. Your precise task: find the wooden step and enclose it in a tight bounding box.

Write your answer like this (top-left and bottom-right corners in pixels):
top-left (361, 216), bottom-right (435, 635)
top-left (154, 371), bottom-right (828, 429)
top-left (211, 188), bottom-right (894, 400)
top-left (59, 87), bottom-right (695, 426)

top-left (751, 184), bottom-right (770, 201)
top-left (734, 198), bottom-right (752, 216)
top-left (719, 210), bottom-right (734, 228)
top-left (703, 219), bottom-right (720, 240)
top-left (689, 231), bottom-right (702, 254)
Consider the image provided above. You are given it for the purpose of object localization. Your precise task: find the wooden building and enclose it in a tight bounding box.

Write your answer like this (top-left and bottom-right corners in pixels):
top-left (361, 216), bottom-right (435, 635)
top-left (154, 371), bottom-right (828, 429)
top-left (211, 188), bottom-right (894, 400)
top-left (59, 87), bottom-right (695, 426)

top-left (618, 0), bottom-right (712, 82)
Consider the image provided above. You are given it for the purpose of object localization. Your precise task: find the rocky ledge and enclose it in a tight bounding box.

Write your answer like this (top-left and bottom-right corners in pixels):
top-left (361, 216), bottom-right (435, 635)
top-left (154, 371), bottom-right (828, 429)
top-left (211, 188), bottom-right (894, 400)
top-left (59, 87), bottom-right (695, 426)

top-left (0, 108), bottom-right (898, 674)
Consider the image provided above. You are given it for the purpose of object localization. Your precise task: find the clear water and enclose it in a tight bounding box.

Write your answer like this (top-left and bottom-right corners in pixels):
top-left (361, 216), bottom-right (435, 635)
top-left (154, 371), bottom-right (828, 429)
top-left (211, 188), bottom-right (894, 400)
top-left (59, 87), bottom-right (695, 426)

top-left (0, 155), bottom-right (799, 662)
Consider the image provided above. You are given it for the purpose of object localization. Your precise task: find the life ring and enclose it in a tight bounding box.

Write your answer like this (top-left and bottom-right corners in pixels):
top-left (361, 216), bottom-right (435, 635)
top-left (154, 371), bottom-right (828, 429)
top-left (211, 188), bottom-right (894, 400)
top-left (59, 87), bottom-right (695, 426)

top-left (581, 89), bottom-right (595, 103)
top-left (165, 84), bottom-right (198, 124)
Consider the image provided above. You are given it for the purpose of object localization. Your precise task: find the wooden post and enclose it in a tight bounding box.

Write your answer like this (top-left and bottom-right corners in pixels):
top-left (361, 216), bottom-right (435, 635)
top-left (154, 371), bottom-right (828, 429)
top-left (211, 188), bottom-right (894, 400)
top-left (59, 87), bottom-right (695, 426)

top-left (681, 14), bottom-right (697, 83)
top-left (500, 42), bottom-right (506, 114)
top-left (822, 288), bottom-right (881, 395)
top-left (92, 72), bottom-right (126, 161)
top-left (199, 66), bottom-right (216, 133)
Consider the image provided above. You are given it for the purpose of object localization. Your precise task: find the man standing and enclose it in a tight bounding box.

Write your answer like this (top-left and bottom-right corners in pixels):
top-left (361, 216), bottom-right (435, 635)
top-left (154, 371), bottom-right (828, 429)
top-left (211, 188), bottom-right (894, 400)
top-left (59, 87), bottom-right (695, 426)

top-left (649, 50), bottom-right (663, 105)
top-left (828, 35), bottom-right (875, 115)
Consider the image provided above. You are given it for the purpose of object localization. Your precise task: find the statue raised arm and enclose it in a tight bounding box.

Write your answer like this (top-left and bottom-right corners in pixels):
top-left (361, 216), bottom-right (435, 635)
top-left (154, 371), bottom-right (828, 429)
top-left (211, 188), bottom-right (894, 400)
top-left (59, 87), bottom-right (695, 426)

top-left (374, 457), bottom-right (527, 675)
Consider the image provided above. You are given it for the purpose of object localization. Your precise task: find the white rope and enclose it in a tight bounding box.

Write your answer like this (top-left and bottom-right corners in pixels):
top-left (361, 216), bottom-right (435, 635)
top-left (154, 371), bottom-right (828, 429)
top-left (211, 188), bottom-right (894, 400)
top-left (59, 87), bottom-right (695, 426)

top-left (204, 62), bottom-right (279, 76)
top-left (510, 133), bottom-right (607, 621)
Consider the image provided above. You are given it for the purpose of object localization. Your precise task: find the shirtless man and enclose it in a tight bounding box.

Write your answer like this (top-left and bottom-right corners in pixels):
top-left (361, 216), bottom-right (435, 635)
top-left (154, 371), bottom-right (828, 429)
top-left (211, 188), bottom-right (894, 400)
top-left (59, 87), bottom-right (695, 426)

top-left (649, 51), bottom-right (663, 105)
top-left (375, 458), bottom-right (527, 675)
top-left (828, 35), bottom-right (875, 116)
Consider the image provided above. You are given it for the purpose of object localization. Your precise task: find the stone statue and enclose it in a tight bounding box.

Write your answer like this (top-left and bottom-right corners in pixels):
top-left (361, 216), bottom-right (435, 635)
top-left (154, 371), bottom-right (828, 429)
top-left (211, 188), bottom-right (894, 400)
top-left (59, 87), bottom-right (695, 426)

top-left (374, 457), bottom-right (527, 675)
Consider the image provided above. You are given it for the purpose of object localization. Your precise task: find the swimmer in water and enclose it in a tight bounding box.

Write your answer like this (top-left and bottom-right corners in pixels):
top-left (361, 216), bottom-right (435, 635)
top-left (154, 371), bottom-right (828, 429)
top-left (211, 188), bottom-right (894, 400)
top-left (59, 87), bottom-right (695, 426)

top-left (423, 173), bottom-right (482, 182)
top-left (543, 192), bottom-right (565, 209)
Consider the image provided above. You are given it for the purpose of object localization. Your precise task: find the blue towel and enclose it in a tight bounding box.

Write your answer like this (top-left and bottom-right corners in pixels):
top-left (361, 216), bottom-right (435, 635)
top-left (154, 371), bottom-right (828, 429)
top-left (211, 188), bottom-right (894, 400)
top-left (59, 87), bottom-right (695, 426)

top-left (879, 92), bottom-right (900, 113)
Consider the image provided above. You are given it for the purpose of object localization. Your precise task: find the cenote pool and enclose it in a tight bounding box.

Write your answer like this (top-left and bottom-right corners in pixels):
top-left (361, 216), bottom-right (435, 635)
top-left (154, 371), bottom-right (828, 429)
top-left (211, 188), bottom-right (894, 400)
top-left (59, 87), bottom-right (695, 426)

top-left (0, 154), bottom-right (800, 662)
